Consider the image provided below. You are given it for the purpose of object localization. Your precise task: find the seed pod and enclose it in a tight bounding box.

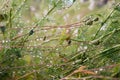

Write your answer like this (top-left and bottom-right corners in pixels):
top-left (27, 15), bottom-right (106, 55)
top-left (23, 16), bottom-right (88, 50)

top-left (67, 40), bottom-right (71, 45)
top-left (93, 17), bottom-right (99, 21)
top-left (90, 39), bottom-right (100, 45)
top-left (0, 26), bottom-right (6, 34)
top-left (85, 20), bottom-right (93, 25)
top-left (29, 29), bottom-right (34, 36)
top-left (0, 14), bottom-right (8, 22)
top-left (43, 36), bottom-right (46, 41)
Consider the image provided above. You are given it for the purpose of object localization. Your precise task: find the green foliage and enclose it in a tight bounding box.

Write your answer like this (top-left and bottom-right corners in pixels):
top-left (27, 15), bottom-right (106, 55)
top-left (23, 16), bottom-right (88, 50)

top-left (0, 0), bottom-right (120, 80)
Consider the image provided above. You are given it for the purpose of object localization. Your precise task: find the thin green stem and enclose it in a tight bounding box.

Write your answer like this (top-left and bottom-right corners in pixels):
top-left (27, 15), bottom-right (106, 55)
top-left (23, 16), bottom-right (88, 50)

top-left (93, 2), bottom-right (120, 40)
top-left (28, 0), bottom-right (62, 36)
top-left (33, 0), bottom-right (61, 28)
top-left (12, 0), bottom-right (27, 19)
top-left (19, 0), bottom-right (62, 51)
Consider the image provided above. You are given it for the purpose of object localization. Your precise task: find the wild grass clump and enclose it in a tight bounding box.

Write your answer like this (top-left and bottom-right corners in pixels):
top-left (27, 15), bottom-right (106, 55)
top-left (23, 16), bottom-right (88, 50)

top-left (0, 0), bottom-right (120, 80)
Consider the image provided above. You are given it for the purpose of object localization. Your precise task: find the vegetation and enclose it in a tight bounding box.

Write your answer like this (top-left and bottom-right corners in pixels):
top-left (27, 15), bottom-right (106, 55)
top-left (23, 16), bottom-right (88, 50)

top-left (0, 0), bottom-right (120, 80)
